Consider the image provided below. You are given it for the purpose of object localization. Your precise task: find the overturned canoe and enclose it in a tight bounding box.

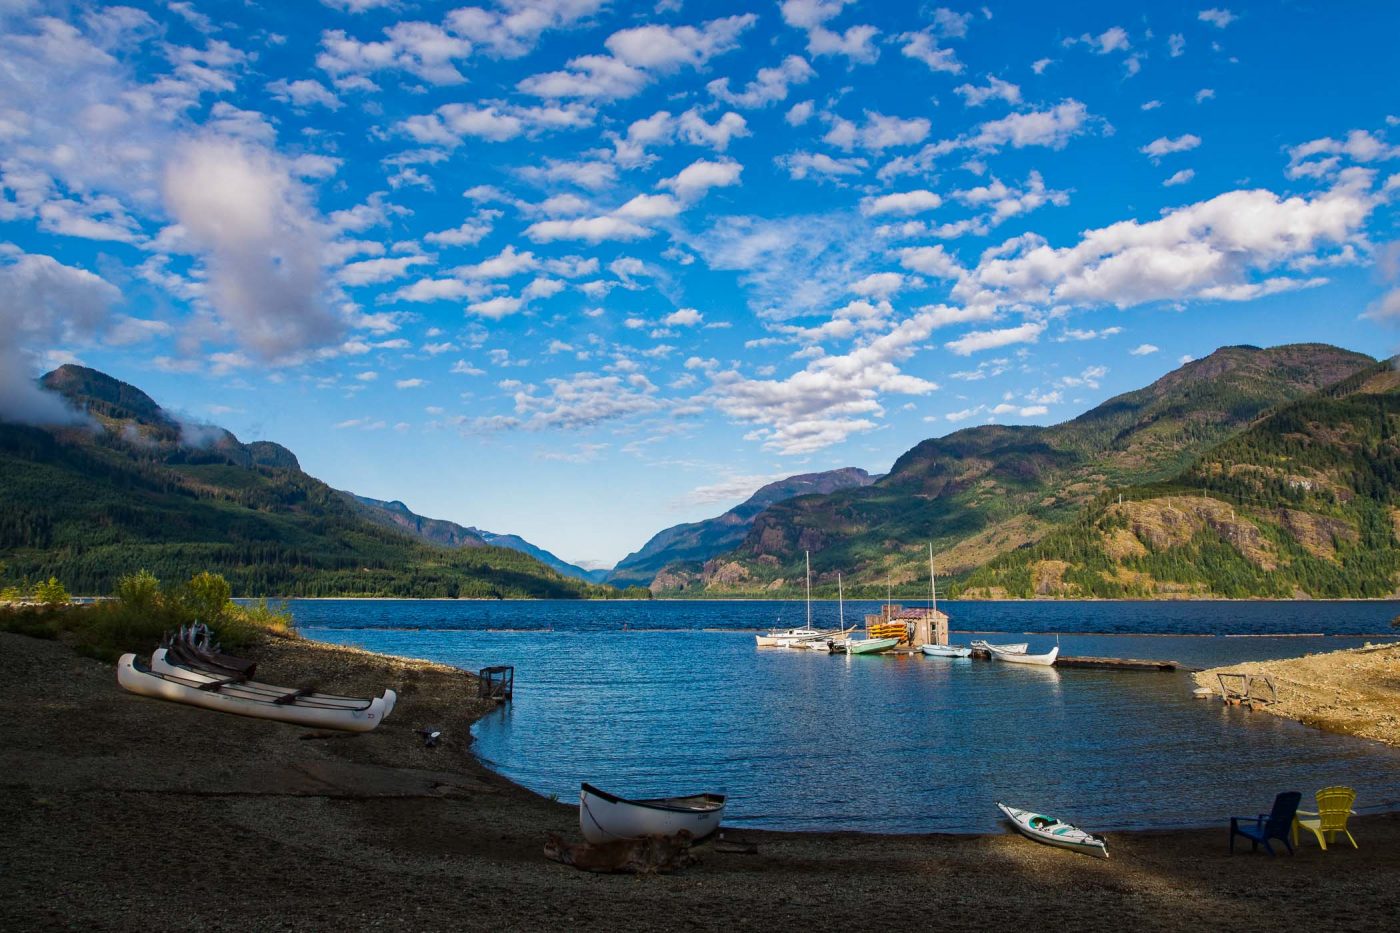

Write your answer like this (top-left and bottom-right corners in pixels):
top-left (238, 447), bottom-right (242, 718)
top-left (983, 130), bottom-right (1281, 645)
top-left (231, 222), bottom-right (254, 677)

top-left (579, 783), bottom-right (725, 844)
top-left (119, 653), bottom-right (394, 733)
top-left (997, 802), bottom-right (1108, 858)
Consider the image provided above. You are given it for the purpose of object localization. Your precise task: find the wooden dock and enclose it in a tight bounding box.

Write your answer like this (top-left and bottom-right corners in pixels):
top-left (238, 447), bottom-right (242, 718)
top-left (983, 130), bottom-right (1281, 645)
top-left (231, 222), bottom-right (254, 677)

top-left (890, 647), bottom-right (1190, 671)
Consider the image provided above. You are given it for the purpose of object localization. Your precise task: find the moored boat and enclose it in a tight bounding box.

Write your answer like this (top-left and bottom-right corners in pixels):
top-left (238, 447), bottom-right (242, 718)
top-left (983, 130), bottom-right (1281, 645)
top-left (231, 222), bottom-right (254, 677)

top-left (121, 652), bottom-right (394, 732)
top-left (921, 643), bottom-right (972, 658)
top-left (997, 802), bottom-right (1108, 858)
top-left (845, 636), bottom-right (899, 655)
top-left (988, 645), bottom-right (1059, 666)
top-left (579, 782), bottom-right (726, 844)
top-left (971, 640), bottom-right (1028, 654)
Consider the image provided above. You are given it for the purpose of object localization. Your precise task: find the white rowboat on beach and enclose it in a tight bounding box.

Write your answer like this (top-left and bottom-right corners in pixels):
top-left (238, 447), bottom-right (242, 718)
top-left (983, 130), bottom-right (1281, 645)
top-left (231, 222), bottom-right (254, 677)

top-left (579, 783), bottom-right (726, 844)
top-left (118, 652), bottom-right (394, 733)
top-left (997, 802), bottom-right (1108, 858)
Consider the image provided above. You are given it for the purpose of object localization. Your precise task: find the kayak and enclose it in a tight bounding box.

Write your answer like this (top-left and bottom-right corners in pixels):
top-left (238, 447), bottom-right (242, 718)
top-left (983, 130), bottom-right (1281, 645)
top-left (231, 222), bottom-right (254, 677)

top-left (580, 782), bottom-right (725, 844)
top-left (997, 802), bottom-right (1108, 858)
top-left (120, 652), bottom-right (394, 732)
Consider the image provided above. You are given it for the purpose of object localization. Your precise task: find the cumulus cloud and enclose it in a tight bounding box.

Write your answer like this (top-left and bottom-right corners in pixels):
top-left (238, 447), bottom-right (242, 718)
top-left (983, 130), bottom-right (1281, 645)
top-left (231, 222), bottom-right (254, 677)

top-left (163, 137), bottom-right (341, 359)
top-left (1130, 343), bottom-right (1160, 355)
top-left (1141, 134), bottom-right (1201, 160)
top-left (658, 158), bottom-right (744, 199)
top-left (861, 190), bottom-right (943, 217)
top-left (1163, 169), bottom-right (1196, 187)
top-left (708, 55), bottom-right (815, 108)
top-left (0, 248), bottom-right (123, 424)
top-left (708, 308), bottom-right (946, 453)
top-left (954, 170), bottom-right (1382, 313)
top-left (1198, 8), bottom-right (1237, 28)
top-left (945, 321), bottom-right (1046, 355)
top-left (954, 76), bottom-right (1021, 107)
top-left (824, 111), bottom-right (931, 151)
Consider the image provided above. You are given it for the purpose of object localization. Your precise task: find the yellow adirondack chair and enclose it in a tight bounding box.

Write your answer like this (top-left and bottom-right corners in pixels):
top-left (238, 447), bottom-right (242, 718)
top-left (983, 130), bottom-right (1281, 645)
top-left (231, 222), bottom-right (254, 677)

top-left (1292, 786), bottom-right (1358, 850)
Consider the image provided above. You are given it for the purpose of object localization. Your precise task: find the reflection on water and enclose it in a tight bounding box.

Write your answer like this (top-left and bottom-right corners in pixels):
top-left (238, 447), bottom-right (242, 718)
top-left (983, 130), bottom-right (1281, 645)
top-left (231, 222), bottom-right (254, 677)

top-left (293, 599), bottom-right (1400, 834)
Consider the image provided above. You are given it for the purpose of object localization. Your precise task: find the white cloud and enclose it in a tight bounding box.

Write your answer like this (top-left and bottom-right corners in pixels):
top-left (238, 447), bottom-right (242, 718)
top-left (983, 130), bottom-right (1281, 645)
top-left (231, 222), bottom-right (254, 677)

top-left (163, 137), bottom-right (341, 359)
top-left (945, 321), bottom-right (1046, 355)
top-left (782, 0), bottom-right (880, 65)
top-left (1286, 129), bottom-right (1399, 180)
top-left (825, 111), bottom-right (931, 151)
top-left (456, 244), bottom-right (539, 279)
top-left (786, 100), bottom-right (816, 125)
top-left (1198, 8), bottom-right (1237, 28)
top-left (1169, 34), bottom-right (1185, 57)
top-left (1130, 343), bottom-right (1160, 355)
top-left (0, 248), bottom-right (122, 424)
top-left (1195, 88), bottom-right (1215, 103)
top-left (708, 54), bottom-right (815, 108)
top-left (658, 158), bottom-right (744, 199)
top-left (1141, 134), bottom-right (1201, 159)
top-left (395, 378), bottom-right (426, 389)
top-left (266, 78), bottom-right (341, 110)
top-left (525, 215), bottom-right (652, 243)
top-left (468, 295), bottom-right (524, 319)
top-left (777, 151), bottom-right (868, 180)
top-left (1163, 169), bottom-right (1195, 187)
top-left (664, 308), bottom-right (704, 326)
top-left (954, 76), bottom-right (1021, 107)
top-left (338, 254), bottom-right (430, 286)
top-left (708, 307), bottom-right (947, 453)
top-left (955, 171), bottom-right (1381, 313)
top-left (318, 22), bottom-right (475, 86)
top-left (862, 190), bottom-right (943, 217)
top-left (900, 29), bottom-right (964, 74)
top-left (425, 213), bottom-right (498, 246)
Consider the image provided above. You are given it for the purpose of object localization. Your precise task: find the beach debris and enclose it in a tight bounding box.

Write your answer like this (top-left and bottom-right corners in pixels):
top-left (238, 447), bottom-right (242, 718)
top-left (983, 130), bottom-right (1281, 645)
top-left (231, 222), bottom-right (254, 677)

top-left (712, 834), bottom-right (758, 855)
top-left (417, 727), bottom-right (443, 748)
top-left (543, 830), bottom-right (696, 874)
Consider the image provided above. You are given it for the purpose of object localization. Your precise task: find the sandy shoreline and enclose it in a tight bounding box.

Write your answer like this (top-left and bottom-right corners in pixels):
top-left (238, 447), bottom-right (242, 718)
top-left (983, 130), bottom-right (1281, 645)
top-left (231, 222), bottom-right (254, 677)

top-left (3, 630), bottom-right (1399, 931)
top-left (1196, 642), bottom-right (1400, 747)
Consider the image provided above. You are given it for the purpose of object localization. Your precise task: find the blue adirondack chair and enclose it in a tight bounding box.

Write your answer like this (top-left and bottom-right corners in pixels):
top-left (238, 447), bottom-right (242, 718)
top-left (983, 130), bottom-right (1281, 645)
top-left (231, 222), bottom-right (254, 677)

top-left (1230, 792), bottom-right (1301, 856)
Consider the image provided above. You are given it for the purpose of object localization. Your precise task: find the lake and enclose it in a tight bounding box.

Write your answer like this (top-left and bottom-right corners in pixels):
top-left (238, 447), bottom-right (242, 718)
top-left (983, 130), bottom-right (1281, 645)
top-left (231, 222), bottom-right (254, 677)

top-left (294, 599), bottom-right (1400, 834)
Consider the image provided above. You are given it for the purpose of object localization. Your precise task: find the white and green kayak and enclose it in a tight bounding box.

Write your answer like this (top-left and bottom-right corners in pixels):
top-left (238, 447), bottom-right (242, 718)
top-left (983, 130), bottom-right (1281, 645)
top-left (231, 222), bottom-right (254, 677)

top-left (997, 803), bottom-right (1108, 858)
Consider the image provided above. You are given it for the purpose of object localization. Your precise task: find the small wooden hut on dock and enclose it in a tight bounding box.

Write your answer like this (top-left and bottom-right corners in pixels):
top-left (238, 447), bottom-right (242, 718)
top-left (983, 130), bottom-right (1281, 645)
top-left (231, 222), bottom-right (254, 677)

top-left (864, 604), bottom-right (949, 647)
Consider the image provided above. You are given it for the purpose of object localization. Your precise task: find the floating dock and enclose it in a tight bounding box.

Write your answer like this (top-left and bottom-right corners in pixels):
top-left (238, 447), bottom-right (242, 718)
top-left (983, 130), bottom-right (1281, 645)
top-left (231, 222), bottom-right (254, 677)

top-left (886, 648), bottom-right (1191, 671)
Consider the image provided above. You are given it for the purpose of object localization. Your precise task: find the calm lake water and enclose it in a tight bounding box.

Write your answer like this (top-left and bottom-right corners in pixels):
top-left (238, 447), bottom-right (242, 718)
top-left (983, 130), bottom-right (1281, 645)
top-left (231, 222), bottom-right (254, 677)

top-left (294, 599), bottom-right (1400, 834)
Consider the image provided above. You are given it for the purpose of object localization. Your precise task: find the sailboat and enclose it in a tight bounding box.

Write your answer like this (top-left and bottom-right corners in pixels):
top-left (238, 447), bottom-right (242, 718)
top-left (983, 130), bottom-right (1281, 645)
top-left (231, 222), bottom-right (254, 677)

top-left (842, 577), bottom-right (901, 655)
top-left (818, 573), bottom-right (858, 651)
top-left (756, 552), bottom-right (847, 648)
top-left (918, 543), bottom-right (971, 658)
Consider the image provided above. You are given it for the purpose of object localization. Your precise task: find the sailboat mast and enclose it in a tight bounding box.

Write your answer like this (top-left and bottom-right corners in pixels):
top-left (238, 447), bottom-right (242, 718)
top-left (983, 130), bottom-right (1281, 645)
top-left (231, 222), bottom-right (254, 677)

top-left (838, 572), bottom-right (844, 631)
top-left (805, 550), bottom-right (811, 630)
top-left (928, 541), bottom-right (937, 618)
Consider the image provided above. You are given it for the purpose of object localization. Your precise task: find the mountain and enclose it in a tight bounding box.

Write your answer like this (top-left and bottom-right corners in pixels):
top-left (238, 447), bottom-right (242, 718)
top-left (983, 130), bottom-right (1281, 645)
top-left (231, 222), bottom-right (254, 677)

top-left (0, 365), bottom-right (626, 599)
top-left (678, 344), bottom-right (1375, 595)
top-left (345, 492), bottom-right (608, 582)
top-left (607, 467), bottom-right (878, 588)
top-left (953, 358), bottom-right (1400, 598)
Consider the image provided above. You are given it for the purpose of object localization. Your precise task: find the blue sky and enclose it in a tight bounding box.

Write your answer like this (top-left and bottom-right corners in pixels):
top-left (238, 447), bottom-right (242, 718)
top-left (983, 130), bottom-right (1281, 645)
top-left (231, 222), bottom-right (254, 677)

top-left (2, 0), bottom-right (1398, 568)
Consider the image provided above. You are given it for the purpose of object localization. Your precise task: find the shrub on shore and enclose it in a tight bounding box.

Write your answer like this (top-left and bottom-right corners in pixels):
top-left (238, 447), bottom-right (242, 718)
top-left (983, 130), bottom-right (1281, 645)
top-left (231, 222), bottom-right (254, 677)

top-left (0, 570), bottom-right (294, 661)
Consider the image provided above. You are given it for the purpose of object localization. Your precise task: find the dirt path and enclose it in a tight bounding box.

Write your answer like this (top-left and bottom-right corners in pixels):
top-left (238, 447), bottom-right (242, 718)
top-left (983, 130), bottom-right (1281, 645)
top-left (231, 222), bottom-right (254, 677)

top-left (3, 631), bottom-right (1398, 932)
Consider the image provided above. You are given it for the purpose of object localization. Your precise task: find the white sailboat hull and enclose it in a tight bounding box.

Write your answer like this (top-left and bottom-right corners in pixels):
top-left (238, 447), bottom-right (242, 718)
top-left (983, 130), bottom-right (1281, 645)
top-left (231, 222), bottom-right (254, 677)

top-left (579, 783), bottom-right (725, 843)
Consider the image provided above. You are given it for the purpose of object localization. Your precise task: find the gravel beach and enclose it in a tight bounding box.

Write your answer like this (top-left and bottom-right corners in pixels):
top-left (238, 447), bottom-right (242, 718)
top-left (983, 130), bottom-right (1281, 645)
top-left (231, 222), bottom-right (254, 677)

top-left (1196, 642), bottom-right (1400, 747)
top-left (3, 630), bottom-right (1398, 932)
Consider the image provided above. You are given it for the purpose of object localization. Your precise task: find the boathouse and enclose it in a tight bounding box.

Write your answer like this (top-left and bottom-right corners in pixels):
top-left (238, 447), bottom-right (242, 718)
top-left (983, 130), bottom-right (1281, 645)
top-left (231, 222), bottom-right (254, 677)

top-left (864, 604), bottom-right (949, 647)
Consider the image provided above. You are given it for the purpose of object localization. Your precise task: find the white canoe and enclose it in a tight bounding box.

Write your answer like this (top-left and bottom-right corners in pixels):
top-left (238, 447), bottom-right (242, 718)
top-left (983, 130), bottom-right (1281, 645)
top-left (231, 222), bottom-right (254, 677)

top-left (971, 640), bottom-right (1028, 654)
top-left (998, 803), bottom-right (1108, 858)
top-left (579, 782), bottom-right (725, 844)
top-left (119, 653), bottom-right (393, 733)
top-left (150, 648), bottom-right (398, 719)
top-left (920, 644), bottom-right (972, 658)
top-left (989, 645), bottom-right (1059, 666)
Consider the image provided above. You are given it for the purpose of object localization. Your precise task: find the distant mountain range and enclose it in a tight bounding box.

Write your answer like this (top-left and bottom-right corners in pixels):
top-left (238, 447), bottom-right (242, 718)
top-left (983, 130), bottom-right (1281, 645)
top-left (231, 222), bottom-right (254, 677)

top-left (5, 344), bottom-right (1394, 601)
top-left (637, 343), bottom-right (1386, 598)
top-left (605, 468), bottom-right (879, 587)
top-left (345, 492), bottom-right (608, 583)
top-left (0, 366), bottom-right (633, 598)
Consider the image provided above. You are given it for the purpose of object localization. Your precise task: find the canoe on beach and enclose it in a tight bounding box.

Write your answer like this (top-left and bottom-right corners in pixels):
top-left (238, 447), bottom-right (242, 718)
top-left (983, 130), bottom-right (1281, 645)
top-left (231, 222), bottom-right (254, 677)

top-left (579, 782), bottom-right (726, 844)
top-left (998, 802), bottom-right (1108, 859)
top-left (119, 652), bottom-right (394, 733)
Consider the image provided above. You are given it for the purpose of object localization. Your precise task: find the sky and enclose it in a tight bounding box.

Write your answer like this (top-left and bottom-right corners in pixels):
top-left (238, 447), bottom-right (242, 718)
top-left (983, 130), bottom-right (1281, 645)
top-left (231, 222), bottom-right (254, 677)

top-left (2, 0), bottom-right (1399, 569)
